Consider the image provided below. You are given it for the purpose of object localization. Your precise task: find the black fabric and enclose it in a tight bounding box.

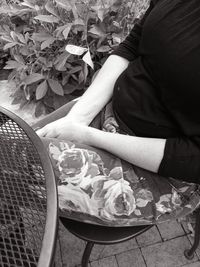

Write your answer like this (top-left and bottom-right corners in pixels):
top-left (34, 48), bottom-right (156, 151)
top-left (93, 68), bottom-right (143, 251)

top-left (112, 0), bottom-right (200, 183)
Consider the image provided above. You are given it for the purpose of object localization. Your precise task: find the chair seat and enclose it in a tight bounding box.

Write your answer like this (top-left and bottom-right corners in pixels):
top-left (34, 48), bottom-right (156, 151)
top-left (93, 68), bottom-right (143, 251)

top-left (60, 217), bottom-right (153, 244)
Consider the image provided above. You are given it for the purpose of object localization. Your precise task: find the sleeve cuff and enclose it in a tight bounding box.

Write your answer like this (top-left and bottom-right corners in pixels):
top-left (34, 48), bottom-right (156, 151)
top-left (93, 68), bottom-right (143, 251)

top-left (158, 138), bottom-right (200, 184)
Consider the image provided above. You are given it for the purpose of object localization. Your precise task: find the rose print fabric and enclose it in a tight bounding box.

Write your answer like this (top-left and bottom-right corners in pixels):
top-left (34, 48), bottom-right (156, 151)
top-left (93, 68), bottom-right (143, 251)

top-left (38, 102), bottom-right (200, 226)
top-left (41, 138), bottom-right (200, 226)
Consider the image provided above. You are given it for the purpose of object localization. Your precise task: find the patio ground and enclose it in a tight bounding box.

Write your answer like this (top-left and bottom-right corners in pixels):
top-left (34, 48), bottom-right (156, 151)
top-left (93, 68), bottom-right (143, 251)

top-left (1, 80), bottom-right (200, 267)
top-left (54, 219), bottom-right (200, 267)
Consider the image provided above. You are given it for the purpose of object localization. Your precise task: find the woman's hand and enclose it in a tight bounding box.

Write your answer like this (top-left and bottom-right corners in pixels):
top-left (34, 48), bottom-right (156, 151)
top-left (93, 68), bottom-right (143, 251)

top-left (36, 117), bottom-right (90, 144)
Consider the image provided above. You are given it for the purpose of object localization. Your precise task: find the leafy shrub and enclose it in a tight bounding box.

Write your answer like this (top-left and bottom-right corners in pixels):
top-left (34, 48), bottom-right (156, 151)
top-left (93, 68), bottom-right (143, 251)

top-left (0, 0), bottom-right (149, 117)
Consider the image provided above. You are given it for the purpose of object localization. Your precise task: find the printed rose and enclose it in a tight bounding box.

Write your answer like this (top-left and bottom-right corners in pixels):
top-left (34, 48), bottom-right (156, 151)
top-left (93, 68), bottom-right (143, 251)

top-left (58, 184), bottom-right (98, 216)
top-left (156, 194), bottom-right (172, 214)
top-left (171, 188), bottom-right (182, 207)
top-left (57, 148), bottom-right (100, 187)
top-left (135, 189), bottom-right (153, 207)
top-left (100, 179), bottom-right (136, 220)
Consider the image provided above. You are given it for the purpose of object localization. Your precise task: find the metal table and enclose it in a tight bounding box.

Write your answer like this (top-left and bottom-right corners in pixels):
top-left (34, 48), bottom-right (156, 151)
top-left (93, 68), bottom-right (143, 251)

top-left (0, 107), bottom-right (58, 267)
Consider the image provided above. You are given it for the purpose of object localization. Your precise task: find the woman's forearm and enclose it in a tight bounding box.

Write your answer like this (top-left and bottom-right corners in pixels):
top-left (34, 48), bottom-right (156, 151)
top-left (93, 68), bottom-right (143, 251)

top-left (87, 128), bottom-right (166, 173)
top-left (66, 55), bottom-right (129, 125)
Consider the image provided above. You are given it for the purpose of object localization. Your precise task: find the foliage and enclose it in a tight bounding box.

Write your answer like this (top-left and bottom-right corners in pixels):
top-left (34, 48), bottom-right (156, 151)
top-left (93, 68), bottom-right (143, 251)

top-left (0, 0), bottom-right (149, 117)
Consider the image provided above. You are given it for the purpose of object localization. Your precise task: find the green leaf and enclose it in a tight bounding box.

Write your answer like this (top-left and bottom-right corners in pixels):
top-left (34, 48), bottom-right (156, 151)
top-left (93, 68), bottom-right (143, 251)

top-left (82, 51), bottom-right (94, 69)
top-left (63, 24), bottom-right (72, 39)
top-left (10, 31), bottom-right (19, 42)
top-left (73, 18), bottom-right (85, 25)
top-left (15, 33), bottom-right (26, 44)
top-left (4, 60), bottom-right (24, 70)
top-left (34, 15), bottom-right (60, 23)
top-left (68, 66), bottom-right (82, 74)
top-left (65, 44), bottom-right (87, 55)
top-left (48, 79), bottom-right (64, 96)
top-left (91, 6), bottom-right (105, 21)
top-left (96, 45), bottom-right (111, 52)
top-left (54, 52), bottom-right (70, 71)
top-left (54, 24), bottom-right (72, 39)
top-left (36, 80), bottom-right (48, 100)
top-left (3, 42), bottom-right (18, 50)
top-left (35, 102), bottom-right (46, 118)
top-left (63, 83), bottom-right (76, 94)
top-left (41, 37), bottom-right (56, 50)
top-left (54, 25), bottom-right (67, 37)
top-left (13, 54), bottom-right (25, 65)
top-left (20, 46), bottom-right (30, 56)
top-left (23, 73), bottom-right (44, 85)
top-left (11, 88), bottom-right (25, 105)
top-left (1, 36), bottom-right (13, 43)
top-left (88, 25), bottom-right (106, 37)
top-left (32, 32), bottom-right (52, 42)
top-left (21, 1), bottom-right (35, 9)
top-left (55, 0), bottom-right (72, 11)
top-left (45, 1), bottom-right (58, 17)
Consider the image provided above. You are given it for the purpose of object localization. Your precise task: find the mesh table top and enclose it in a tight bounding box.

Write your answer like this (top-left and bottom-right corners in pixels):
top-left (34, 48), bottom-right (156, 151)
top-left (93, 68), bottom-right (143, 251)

top-left (0, 107), bottom-right (57, 267)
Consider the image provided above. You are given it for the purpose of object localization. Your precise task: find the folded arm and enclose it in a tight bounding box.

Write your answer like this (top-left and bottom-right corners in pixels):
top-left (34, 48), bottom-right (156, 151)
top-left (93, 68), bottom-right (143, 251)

top-left (86, 127), bottom-right (166, 173)
top-left (66, 55), bottom-right (129, 125)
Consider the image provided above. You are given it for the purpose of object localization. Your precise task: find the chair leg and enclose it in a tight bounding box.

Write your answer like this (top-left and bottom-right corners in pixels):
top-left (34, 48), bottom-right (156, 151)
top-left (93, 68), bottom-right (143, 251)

top-left (81, 242), bottom-right (94, 267)
top-left (184, 208), bottom-right (200, 260)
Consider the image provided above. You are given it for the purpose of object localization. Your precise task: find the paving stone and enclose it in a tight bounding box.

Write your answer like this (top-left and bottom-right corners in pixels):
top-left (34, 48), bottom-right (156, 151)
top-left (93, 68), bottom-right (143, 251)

top-left (116, 248), bottom-right (146, 267)
top-left (181, 261), bottom-right (200, 267)
top-left (181, 221), bottom-right (194, 235)
top-left (90, 245), bottom-right (105, 261)
top-left (90, 255), bottom-right (118, 267)
top-left (141, 236), bottom-right (198, 267)
top-left (59, 227), bottom-right (86, 267)
top-left (54, 238), bottom-right (63, 267)
top-left (136, 225), bottom-right (162, 247)
top-left (157, 220), bottom-right (185, 241)
top-left (96, 237), bottom-right (139, 259)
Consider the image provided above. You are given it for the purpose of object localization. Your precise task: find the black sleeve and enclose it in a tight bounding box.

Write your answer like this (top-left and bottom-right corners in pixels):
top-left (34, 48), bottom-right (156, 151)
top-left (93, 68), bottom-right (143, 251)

top-left (111, 0), bottom-right (155, 61)
top-left (158, 137), bottom-right (200, 184)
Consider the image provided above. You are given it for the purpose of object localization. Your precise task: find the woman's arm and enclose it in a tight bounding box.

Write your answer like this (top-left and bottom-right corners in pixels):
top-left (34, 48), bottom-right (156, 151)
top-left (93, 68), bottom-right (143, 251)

top-left (87, 127), bottom-right (166, 173)
top-left (66, 55), bottom-right (129, 125)
top-left (87, 128), bottom-right (200, 184)
top-left (37, 119), bottom-right (166, 173)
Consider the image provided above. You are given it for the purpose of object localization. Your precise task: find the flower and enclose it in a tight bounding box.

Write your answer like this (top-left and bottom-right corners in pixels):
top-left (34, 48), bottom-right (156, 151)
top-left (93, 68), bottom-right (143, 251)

top-left (135, 189), bottom-right (153, 207)
top-left (58, 184), bottom-right (98, 216)
top-left (57, 147), bottom-right (100, 187)
top-left (100, 178), bottom-right (136, 220)
top-left (156, 194), bottom-right (172, 214)
top-left (171, 188), bottom-right (182, 207)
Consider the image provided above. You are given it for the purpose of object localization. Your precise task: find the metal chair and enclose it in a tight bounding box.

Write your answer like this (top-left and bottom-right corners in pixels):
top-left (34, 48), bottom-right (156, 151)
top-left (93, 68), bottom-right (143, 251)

top-left (60, 217), bottom-right (153, 267)
top-left (60, 206), bottom-right (200, 267)
top-left (184, 207), bottom-right (200, 260)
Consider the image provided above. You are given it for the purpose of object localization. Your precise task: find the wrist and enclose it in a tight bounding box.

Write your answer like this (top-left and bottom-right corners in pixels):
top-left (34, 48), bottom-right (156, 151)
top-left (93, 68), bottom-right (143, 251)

top-left (85, 126), bottom-right (101, 147)
top-left (64, 112), bottom-right (89, 126)
top-left (86, 127), bottom-right (108, 149)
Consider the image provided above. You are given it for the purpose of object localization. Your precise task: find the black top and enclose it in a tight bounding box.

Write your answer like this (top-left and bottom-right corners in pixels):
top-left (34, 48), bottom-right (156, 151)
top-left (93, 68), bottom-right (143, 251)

top-left (112, 0), bottom-right (200, 183)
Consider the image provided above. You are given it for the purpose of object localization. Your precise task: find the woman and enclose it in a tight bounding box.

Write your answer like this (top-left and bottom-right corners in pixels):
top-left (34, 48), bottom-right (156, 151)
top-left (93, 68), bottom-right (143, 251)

top-left (35, 0), bottom-right (200, 225)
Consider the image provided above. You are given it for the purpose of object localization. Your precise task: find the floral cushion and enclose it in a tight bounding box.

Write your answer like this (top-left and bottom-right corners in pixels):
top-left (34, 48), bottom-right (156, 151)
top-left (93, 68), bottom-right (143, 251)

top-left (41, 138), bottom-right (200, 227)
